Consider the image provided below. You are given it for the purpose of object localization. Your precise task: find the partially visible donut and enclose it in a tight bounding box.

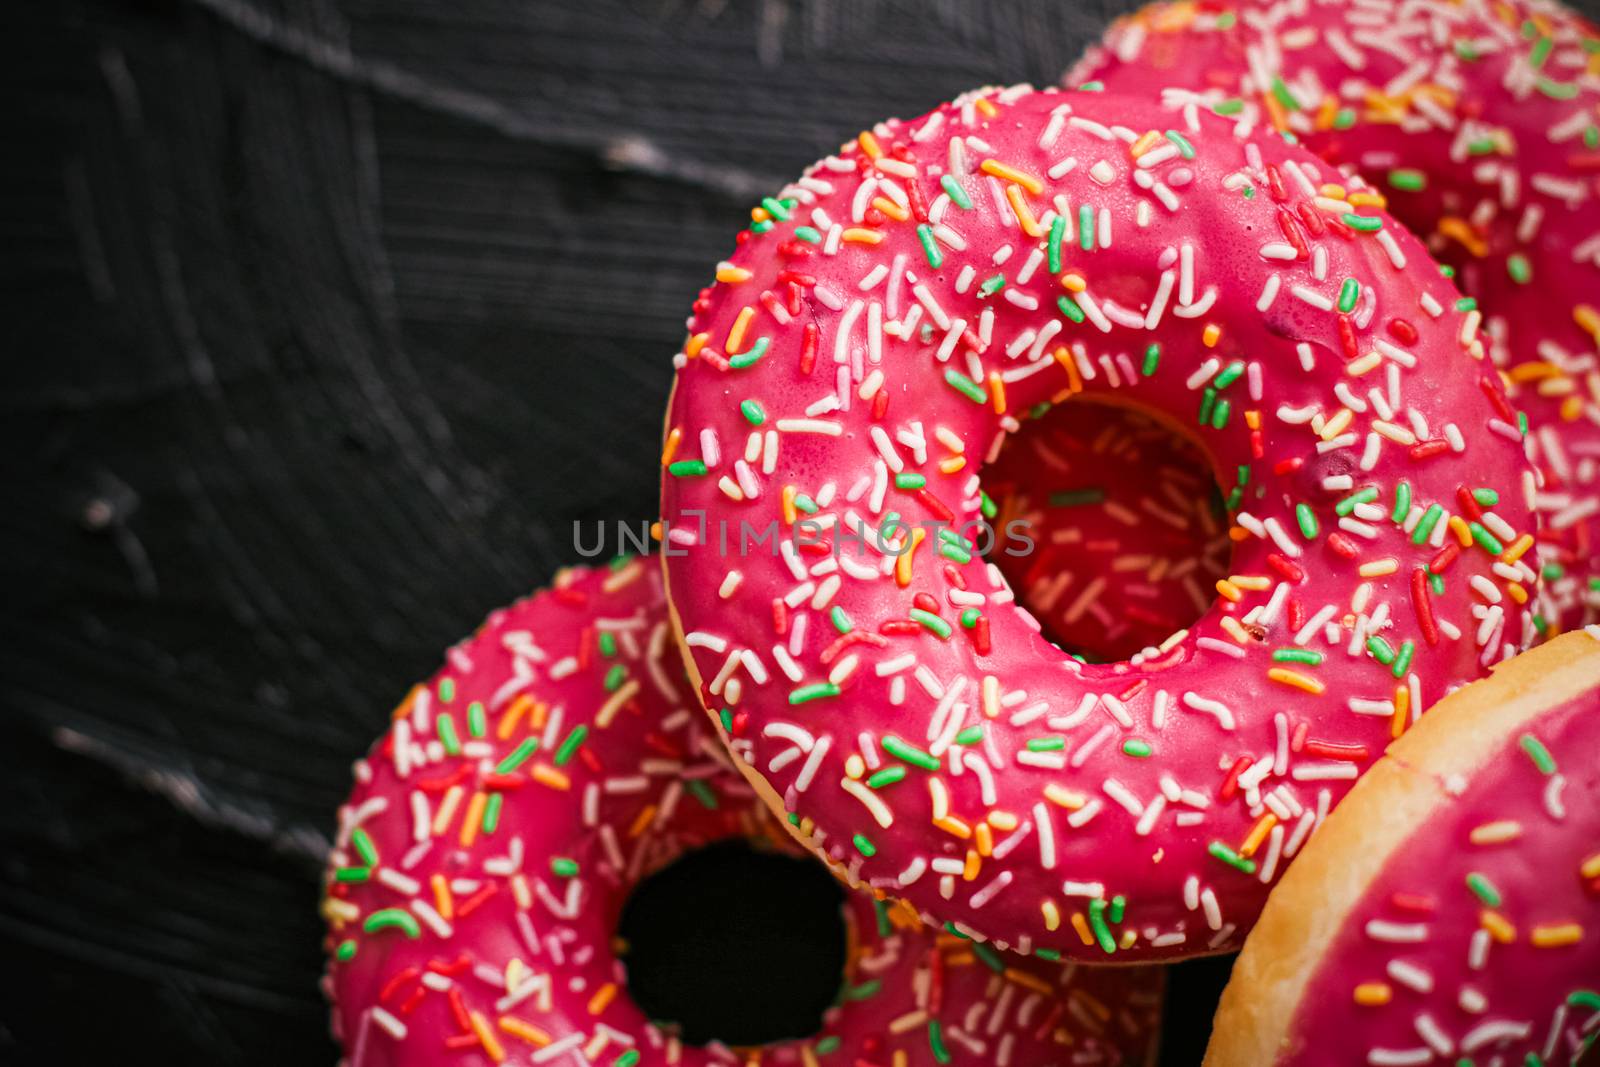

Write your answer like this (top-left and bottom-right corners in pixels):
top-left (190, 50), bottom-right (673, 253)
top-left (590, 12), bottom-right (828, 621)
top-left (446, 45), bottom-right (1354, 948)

top-left (1075, 0), bottom-right (1600, 633)
top-left (1204, 626), bottom-right (1600, 1066)
top-left (984, 400), bottom-right (1231, 662)
top-left (321, 563), bottom-right (1165, 1067)
top-left (659, 84), bottom-right (1539, 961)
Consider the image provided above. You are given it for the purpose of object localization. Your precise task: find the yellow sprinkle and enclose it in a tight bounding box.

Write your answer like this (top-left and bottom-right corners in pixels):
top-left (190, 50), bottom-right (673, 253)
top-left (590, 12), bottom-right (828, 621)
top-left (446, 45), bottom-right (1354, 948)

top-left (1129, 130), bottom-right (1163, 158)
top-left (987, 810), bottom-right (1018, 832)
top-left (715, 264), bottom-right (752, 284)
top-left (1268, 668), bottom-right (1325, 695)
top-left (1507, 582), bottom-right (1528, 605)
top-left (1575, 304), bottom-right (1600, 341)
top-left (1348, 191), bottom-right (1386, 208)
top-left (1447, 515), bottom-right (1474, 547)
top-left (596, 679), bottom-right (640, 728)
top-left (781, 485), bottom-right (798, 526)
top-left (1004, 968), bottom-right (1054, 996)
top-left (1582, 852), bottom-right (1600, 880)
top-left (1481, 910), bottom-right (1516, 943)
top-left (1059, 272), bottom-right (1086, 293)
top-left (895, 527), bottom-right (926, 588)
top-left (1346, 352), bottom-right (1383, 377)
top-left (962, 848), bottom-right (981, 881)
top-left (982, 676), bottom-right (1001, 719)
top-left (1230, 574), bottom-right (1272, 591)
top-left (1005, 184), bottom-right (1043, 237)
top-left (1352, 982), bottom-right (1392, 1006)
top-left (980, 159), bottom-right (1043, 196)
top-left (872, 196), bottom-right (910, 222)
top-left (1500, 533), bottom-right (1534, 563)
top-left (1531, 923), bottom-right (1583, 948)
top-left (498, 1017), bottom-right (553, 1047)
top-left (1044, 784), bottom-right (1087, 809)
top-left (1215, 579), bottom-right (1243, 603)
top-left (432, 784), bottom-right (463, 837)
top-left (842, 227), bottom-right (884, 245)
top-left (1468, 820), bottom-right (1523, 846)
top-left (470, 1012), bottom-right (507, 1062)
top-left (588, 982), bottom-right (619, 1016)
top-left (1358, 558), bottom-right (1399, 579)
top-left (1041, 900), bottom-right (1061, 932)
top-left (530, 763), bottom-right (570, 790)
top-left (432, 873), bottom-right (455, 921)
top-left (974, 96), bottom-right (998, 118)
top-left (460, 791), bottom-right (487, 847)
top-left (857, 131), bottom-right (882, 159)
top-left (1202, 324), bottom-right (1221, 348)
top-left (1320, 408), bottom-right (1355, 440)
top-left (1219, 615), bottom-right (1252, 644)
top-left (725, 306), bottom-right (755, 355)
top-left (975, 822), bottom-right (994, 857)
top-left (684, 332), bottom-right (709, 359)
top-left (938, 455), bottom-right (966, 474)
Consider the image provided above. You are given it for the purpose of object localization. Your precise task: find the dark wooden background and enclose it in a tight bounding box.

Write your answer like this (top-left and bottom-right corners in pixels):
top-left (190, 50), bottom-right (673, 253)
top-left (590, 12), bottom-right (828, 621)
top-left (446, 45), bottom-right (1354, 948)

top-left (22, 0), bottom-right (1597, 1061)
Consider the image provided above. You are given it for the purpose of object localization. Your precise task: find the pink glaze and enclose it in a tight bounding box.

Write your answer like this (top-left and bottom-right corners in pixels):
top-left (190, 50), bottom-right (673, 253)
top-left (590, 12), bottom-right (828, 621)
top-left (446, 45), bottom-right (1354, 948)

top-left (985, 401), bottom-right (1230, 662)
top-left (1075, 0), bottom-right (1600, 633)
top-left (658, 86), bottom-right (1540, 961)
top-left (1287, 651), bottom-right (1599, 1065)
top-left (321, 563), bottom-right (1164, 1067)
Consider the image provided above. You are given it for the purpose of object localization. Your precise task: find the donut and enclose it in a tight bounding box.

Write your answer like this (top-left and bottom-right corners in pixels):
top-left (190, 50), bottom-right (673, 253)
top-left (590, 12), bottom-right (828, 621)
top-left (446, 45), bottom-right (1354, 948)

top-left (658, 83), bottom-right (1542, 962)
top-left (1203, 627), bottom-right (1600, 1066)
top-left (320, 562), bottom-right (1165, 1067)
top-left (984, 400), bottom-right (1231, 662)
top-left (1073, 0), bottom-right (1600, 634)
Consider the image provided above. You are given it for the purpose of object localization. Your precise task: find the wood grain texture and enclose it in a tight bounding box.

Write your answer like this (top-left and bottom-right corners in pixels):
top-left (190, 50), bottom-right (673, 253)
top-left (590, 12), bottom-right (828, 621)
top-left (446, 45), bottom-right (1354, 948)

top-left (11, 0), bottom-right (1590, 1061)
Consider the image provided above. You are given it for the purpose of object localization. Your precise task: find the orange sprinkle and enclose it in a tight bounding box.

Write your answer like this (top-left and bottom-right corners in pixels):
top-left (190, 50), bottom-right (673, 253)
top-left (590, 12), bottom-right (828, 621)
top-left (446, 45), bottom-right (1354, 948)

top-left (392, 684), bottom-right (422, 722)
top-left (1267, 668), bottom-right (1326, 695)
top-left (530, 764), bottom-right (570, 791)
top-left (841, 227), bottom-right (885, 245)
top-left (1129, 129), bottom-right (1162, 159)
top-left (497, 694), bottom-right (535, 740)
top-left (1052, 346), bottom-right (1083, 394)
top-left (780, 485), bottom-right (797, 526)
top-left (1240, 812), bottom-right (1278, 857)
top-left (895, 528), bottom-right (926, 588)
top-left (460, 791), bottom-right (487, 847)
top-left (962, 848), bottom-right (981, 881)
top-left (988, 371), bottom-right (1007, 415)
top-left (857, 131), bottom-right (882, 159)
top-left (715, 264), bottom-right (752, 284)
top-left (974, 822), bottom-right (994, 857)
top-left (660, 427), bottom-right (683, 467)
top-left (1004, 968), bottom-right (1054, 996)
top-left (936, 815), bottom-right (973, 841)
top-left (1438, 216), bottom-right (1489, 258)
top-left (1069, 912), bottom-right (1095, 947)
top-left (1391, 685), bottom-right (1411, 740)
top-left (683, 331), bottom-right (709, 358)
top-left (1507, 582), bottom-right (1528, 605)
top-left (973, 96), bottom-right (998, 118)
top-left (1005, 184), bottom-right (1043, 237)
top-left (470, 1012), bottom-right (507, 1062)
top-left (1574, 304), bottom-right (1600, 341)
top-left (1352, 982), bottom-right (1392, 1006)
top-left (725, 306), bottom-right (755, 355)
top-left (1500, 533), bottom-right (1535, 563)
top-left (1583, 852), bottom-right (1600, 880)
top-left (628, 803), bottom-right (657, 839)
top-left (587, 983), bottom-right (619, 1016)
top-left (1560, 395), bottom-right (1585, 421)
top-left (1215, 579), bottom-right (1243, 603)
top-left (1481, 910), bottom-right (1516, 943)
top-left (1059, 272), bottom-right (1086, 292)
top-left (937, 455), bottom-right (966, 475)
top-left (1531, 923), bottom-right (1583, 948)
top-left (432, 873), bottom-right (455, 921)
top-left (1244, 409), bottom-right (1261, 430)
top-left (498, 1017), bottom-right (553, 1047)
top-left (1202, 324), bottom-right (1221, 348)
top-left (981, 159), bottom-right (1044, 196)
top-left (1448, 515), bottom-right (1473, 547)
top-left (872, 196), bottom-right (910, 223)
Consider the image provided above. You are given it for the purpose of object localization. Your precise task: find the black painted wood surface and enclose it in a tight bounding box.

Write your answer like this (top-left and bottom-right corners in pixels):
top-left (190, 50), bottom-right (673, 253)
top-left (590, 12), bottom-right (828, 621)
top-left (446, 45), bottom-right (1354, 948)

top-left (16, 0), bottom-right (1588, 1062)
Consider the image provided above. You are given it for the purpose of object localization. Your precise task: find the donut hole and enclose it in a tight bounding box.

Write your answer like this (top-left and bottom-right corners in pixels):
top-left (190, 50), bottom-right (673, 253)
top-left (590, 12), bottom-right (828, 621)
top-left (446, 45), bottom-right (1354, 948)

top-left (982, 398), bottom-right (1232, 663)
top-left (618, 841), bottom-right (846, 1047)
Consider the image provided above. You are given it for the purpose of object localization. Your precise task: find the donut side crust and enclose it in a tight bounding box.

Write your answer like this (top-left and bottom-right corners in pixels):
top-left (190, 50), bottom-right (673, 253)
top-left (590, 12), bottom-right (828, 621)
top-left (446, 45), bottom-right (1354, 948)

top-left (1203, 631), bottom-right (1600, 1067)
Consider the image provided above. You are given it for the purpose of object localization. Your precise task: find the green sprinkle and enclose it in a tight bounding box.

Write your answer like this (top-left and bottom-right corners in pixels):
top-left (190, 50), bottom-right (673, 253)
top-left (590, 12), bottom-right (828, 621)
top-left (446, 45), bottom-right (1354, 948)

top-left (873, 898), bottom-right (892, 938)
top-left (1165, 130), bottom-right (1196, 159)
top-left (1466, 872), bottom-right (1502, 907)
top-left (1412, 503), bottom-right (1444, 545)
top-left (1087, 898), bottom-right (1117, 954)
top-left (1472, 488), bottom-right (1499, 507)
top-left (830, 605), bottom-right (853, 634)
top-left (335, 939), bottom-right (357, 961)
top-left (789, 682), bottom-right (841, 705)
top-left (1209, 841), bottom-right (1258, 875)
top-left (1211, 397), bottom-right (1231, 431)
top-left (719, 707), bottom-right (733, 732)
top-left (1212, 98), bottom-right (1244, 116)
top-left (1109, 895), bottom-right (1126, 924)
top-left (1122, 739), bottom-right (1153, 758)
top-left (553, 725), bottom-right (587, 767)
top-left (1273, 648), bottom-right (1324, 665)
top-left (1387, 169), bottom-right (1426, 192)
top-left (1392, 639), bottom-right (1415, 680)
top-left (843, 979), bottom-right (883, 1001)
top-left (979, 489), bottom-right (997, 520)
top-left (1213, 360), bottom-right (1245, 389)
top-left (598, 632), bottom-right (617, 657)
top-left (1536, 77), bottom-right (1580, 100)
top-left (1469, 522), bottom-right (1504, 555)
top-left (1079, 203), bottom-right (1095, 251)
top-left (1392, 481), bottom-right (1412, 523)
top-left (483, 790), bottom-right (503, 833)
top-left (1520, 733), bottom-right (1557, 775)
top-left (909, 608), bottom-right (952, 639)
top-left (867, 765), bottom-right (907, 789)
top-left (728, 336), bottom-right (771, 369)
top-left (614, 1051), bottom-right (641, 1067)
top-left (351, 827), bottom-right (379, 867)
top-left (334, 866), bottom-right (371, 883)
top-left (437, 713), bottom-right (461, 756)
top-left (944, 369), bottom-right (987, 404)
top-left (1337, 278), bottom-right (1360, 313)
top-left (1057, 294), bottom-right (1086, 323)
top-left (1506, 253), bottom-right (1532, 285)
top-left (1198, 387), bottom-right (1217, 426)
top-left (814, 1036), bottom-right (841, 1056)
top-left (603, 663), bottom-right (626, 691)
top-left (972, 941), bottom-right (1007, 974)
top-left (929, 1020), bottom-right (952, 1065)
top-left (740, 399), bottom-right (766, 425)
top-left (938, 541), bottom-right (972, 565)
top-left (1047, 215), bottom-right (1066, 273)
top-left (1542, 562), bottom-right (1565, 581)
top-left (882, 735), bottom-right (940, 771)
top-left (1342, 212), bottom-right (1383, 232)
top-left (916, 224), bottom-right (943, 269)
top-left (363, 908), bottom-right (421, 938)
top-left (960, 608), bottom-right (980, 629)
top-left (438, 678), bottom-right (456, 703)
top-left (940, 174), bottom-right (972, 210)
top-left (793, 225), bottom-right (822, 244)
top-left (1332, 107), bottom-right (1357, 130)
top-left (1337, 486), bottom-right (1378, 516)
top-left (1429, 571), bottom-right (1445, 596)
top-left (1367, 635), bottom-right (1397, 665)
top-left (1142, 343), bottom-right (1161, 376)
top-left (953, 725), bottom-right (983, 745)
top-left (668, 459), bottom-right (708, 477)
top-left (979, 273), bottom-right (1006, 296)
top-left (686, 778), bottom-right (718, 810)
top-left (1270, 76), bottom-right (1302, 111)
top-left (466, 700), bottom-right (487, 738)
top-left (1077, 80), bottom-right (1104, 92)
top-left (1295, 502), bottom-right (1319, 539)
top-left (496, 737), bottom-right (541, 774)
top-left (1049, 488), bottom-right (1106, 507)
top-left (551, 857), bottom-right (579, 877)
top-left (894, 472), bottom-right (927, 490)
top-left (1026, 737), bottom-right (1066, 752)
top-left (1034, 948), bottom-right (1062, 961)
top-left (760, 196), bottom-right (791, 221)
top-left (852, 833), bottom-right (876, 857)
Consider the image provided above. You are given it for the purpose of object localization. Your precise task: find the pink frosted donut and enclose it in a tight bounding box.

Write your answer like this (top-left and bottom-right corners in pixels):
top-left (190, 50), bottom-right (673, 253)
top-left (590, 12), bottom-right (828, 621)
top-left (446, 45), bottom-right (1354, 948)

top-left (984, 401), bottom-right (1231, 662)
top-left (1204, 627), bottom-right (1600, 1066)
top-left (1075, 0), bottom-right (1600, 633)
top-left (658, 84), bottom-right (1541, 962)
top-left (321, 563), bottom-right (1165, 1067)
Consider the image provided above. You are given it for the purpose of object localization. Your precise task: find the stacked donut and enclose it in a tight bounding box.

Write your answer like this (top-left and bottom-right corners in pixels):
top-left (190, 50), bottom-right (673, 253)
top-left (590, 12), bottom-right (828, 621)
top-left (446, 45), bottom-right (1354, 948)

top-left (321, 2), bottom-right (1600, 1064)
